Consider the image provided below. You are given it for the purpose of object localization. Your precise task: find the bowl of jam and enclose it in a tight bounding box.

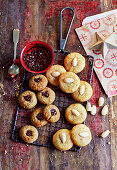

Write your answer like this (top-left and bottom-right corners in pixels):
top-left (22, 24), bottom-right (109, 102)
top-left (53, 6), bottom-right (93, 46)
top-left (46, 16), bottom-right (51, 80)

top-left (20, 41), bottom-right (54, 73)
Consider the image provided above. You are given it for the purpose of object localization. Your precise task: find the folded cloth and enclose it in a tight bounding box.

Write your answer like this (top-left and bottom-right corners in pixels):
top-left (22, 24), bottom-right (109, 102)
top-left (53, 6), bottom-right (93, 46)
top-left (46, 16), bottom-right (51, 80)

top-left (75, 12), bottom-right (117, 97)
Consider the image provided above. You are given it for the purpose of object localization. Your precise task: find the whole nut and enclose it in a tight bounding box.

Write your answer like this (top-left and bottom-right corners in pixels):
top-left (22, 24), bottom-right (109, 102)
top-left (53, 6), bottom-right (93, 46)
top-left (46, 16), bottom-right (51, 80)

top-left (101, 130), bottom-right (110, 138)
top-left (91, 105), bottom-right (96, 115)
top-left (64, 78), bottom-right (74, 83)
top-left (72, 109), bottom-right (80, 116)
top-left (86, 102), bottom-right (92, 111)
top-left (79, 132), bottom-right (89, 138)
top-left (51, 71), bottom-right (60, 77)
top-left (79, 85), bottom-right (85, 95)
top-left (101, 105), bottom-right (108, 116)
top-left (98, 97), bottom-right (104, 106)
top-left (59, 133), bottom-right (66, 143)
top-left (72, 57), bottom-right (77, 66)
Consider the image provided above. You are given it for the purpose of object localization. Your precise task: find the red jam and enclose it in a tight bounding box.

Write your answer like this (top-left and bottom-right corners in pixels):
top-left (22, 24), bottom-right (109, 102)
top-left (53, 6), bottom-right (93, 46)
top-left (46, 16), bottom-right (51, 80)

top-left (23, 46), bottom-right (52, 71)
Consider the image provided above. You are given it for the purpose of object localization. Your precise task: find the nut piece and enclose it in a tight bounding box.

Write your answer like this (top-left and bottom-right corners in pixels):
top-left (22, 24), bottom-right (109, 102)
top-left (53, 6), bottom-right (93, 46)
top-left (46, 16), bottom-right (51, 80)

top-left (101, 130), bottom-right (110, 138)
top-left (72, 57), bottom-right (77, 66)
top-left (79, 132), bottom-right (89, 138)
top-left (51, 71), bottom-right (60, 77)
top-left (86, 102), bottom-right (92, 111)
top-left (101, 105), bottom-right (108, 116)
top-left (79, 85), bottom-right (85, 95)
top-left (59, 133), bottom-right (66, 143)
top-left (98, 97), bottom-right (104, 107)
top-left (72, 109), bottom-right (80, 116)
top-left (91, 105), bottom-right (96, 115)
top-left (64, 78), bottom-right (74, 83)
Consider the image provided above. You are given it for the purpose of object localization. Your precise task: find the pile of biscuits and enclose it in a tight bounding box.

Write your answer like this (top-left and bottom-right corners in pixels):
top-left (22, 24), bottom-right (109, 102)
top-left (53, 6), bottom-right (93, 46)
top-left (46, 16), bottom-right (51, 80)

top-left (19, 52), bottom-right (93, 150)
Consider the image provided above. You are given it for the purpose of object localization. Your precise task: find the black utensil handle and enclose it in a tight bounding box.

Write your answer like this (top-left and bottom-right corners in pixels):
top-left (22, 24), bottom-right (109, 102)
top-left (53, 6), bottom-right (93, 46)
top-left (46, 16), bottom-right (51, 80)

top-left (60, 7), bottom-right (75, 51)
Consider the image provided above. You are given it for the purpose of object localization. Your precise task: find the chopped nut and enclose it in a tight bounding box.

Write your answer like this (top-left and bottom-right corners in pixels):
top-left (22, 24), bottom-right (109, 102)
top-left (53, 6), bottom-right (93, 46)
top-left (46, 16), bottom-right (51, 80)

top-left (59, 133), bottom-right (66, 143)
top-left (98, 97), bottom-right (104, 106)
top-left (72, 57), bottom-right (77, 66)
top-left (86, 102), bottom-right (92, 111)
top-left (51, 71), bottom-right (60, 77)
top-left (101, 105), bottom-right (108, 116)
top-left (79, 132), bottom-right (89, 137)
top-left (101, 130), bottom-right (110, 138)
top-left (72, 109), bottom-right (80, 116)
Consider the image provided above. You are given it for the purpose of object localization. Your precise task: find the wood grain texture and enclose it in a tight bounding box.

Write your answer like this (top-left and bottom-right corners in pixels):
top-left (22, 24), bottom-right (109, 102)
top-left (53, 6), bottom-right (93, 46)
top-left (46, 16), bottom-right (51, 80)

top-left (0, 0), bottom-right (117, 170)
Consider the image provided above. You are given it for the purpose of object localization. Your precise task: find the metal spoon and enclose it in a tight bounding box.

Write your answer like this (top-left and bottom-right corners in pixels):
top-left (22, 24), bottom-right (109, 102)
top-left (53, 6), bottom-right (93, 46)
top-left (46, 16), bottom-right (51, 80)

top-left (8, 29), bottom-right (20, 77)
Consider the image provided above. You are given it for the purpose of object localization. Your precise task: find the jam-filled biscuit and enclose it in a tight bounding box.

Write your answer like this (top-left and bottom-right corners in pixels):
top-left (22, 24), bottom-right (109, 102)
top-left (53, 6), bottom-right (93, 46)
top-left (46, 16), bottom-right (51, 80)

top-left (37, 87), bottom-right (55, 105)
top-left (43, 105), bottom-right (60, 123)
top-left (20, 125), bottom-right (38, 143)
top-left (72, 81), bottom-right (93, 102)
top-left (65, 103), bottom-right (87, 125)
top-left (53, 129), bottom-right (73, 151)
top-left (58, 72), bottom-right (80, 93)
top-left (71, 124), bottom-right (92, 147)
top-left (31, 108), bottom-right (48, 127)
top-left (46, 65), bottom-right (66, 86)
top-left (64, 52), bottom-right (85, 73)
top-left (29, 74), bottom-right (48, 91)
top-left (18, 90), bottom-right (37, 109)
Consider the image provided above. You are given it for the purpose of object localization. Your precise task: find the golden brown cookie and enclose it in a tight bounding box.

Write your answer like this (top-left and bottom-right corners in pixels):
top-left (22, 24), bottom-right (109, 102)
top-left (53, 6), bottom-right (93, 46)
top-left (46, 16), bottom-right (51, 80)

top-left (18, 90), bottom-right (37, 109)
top-left (31, 108), bottom-right (48, 127)
top-left (53, 129), bottom-right (73, 151)
top-left (19, 125), bottom-right (38, 143)
top-left (65, 103), bottom-right (87, 125)
top-left (71, 124), bottom-right (92, 147)
top-left (64, 53), bottom-right (85, 73)
top-left (43, 105), bottom-right (60, 123)
top-left (29, 74), bottom-right (48, 91)
top-left (58, 72), bottom-right (80, 93)
top-left (72, 81), bottom-right (93, 102)
top-left (37, 87), bottom-right (55, 105)
top-left (46, 65), bottom-right (66, 86)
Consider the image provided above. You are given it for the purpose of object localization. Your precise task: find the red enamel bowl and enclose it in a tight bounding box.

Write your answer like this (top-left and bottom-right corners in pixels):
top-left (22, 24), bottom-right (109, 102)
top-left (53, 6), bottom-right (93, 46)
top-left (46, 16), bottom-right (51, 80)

top-left (20, 41), bottom-right (54, 73)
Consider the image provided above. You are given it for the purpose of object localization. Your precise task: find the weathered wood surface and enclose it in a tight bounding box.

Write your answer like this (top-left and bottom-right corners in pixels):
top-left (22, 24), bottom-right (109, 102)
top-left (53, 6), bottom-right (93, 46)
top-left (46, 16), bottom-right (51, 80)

top-left (0, 0), bottom-right (117, 169)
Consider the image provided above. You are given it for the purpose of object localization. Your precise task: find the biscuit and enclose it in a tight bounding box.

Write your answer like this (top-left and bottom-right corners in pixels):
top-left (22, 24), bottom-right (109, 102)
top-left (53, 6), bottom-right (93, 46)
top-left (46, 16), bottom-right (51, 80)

top-left (18, 90), bottom-right (37, 109)
top-left (37, 87), bottom-right (55, 105)
top-left (52, 129), bottom-right (73, 151)
top-left (58, 72), bottom-right (80, 93)
top-left (72, 81), bottom-right (93, 102)
top-left (19, 125), bottom-right (38, 143)
top-left (29, 74), bottom-right (48, 91)
top-left (64, 53), bottom-right (85, 73)
top-left (71, 124), bottom-right (92, 147)
top-left (43, 105), bottom-right (60, 123)
top-left (46, 65), bottom-right (66, 86)
top-left (31, 108), bottom-right (48, 127)
top-left (65, 103), bottom-right (87, 125)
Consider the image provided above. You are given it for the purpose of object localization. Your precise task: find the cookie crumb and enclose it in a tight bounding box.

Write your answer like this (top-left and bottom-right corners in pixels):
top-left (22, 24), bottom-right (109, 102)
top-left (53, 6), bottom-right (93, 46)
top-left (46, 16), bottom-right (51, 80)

top-left (107, 142), bottom-right (111, 144)
top-left (0, 83), bottom-right (3, 89)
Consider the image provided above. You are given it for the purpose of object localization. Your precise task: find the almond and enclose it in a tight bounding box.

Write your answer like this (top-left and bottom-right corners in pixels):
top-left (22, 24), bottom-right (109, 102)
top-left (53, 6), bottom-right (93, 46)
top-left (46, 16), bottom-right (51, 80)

top-left (98, 97), bottom-right (104, 106)
top-left (79, 85), bottom-right (85, 95)
top-left (72, 109), bottom-right (80, 116)
top-left (91, 105), bottom-right (96, 115)
top-left (59, 133), bottom-right (66, 143)
top-left (101, 130), bottom-right (110, 138)
top-left (101, 105), bottom-right (108, 116)
top-left (86, 102), bottom-right (92, 111)
top-left (72, 57), bottom-right (77, 66)
top-left (51, 71), bottom-right (60, 77)
top-left (64, 78), bottom-right (74, 83)
top-left (79, 132), bottom-right (89, 138)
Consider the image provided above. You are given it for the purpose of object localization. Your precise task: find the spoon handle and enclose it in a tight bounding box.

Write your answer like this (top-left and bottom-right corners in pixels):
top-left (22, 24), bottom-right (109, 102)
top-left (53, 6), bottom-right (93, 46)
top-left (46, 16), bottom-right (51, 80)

top-left (13, 29), bottom-right (20, 60)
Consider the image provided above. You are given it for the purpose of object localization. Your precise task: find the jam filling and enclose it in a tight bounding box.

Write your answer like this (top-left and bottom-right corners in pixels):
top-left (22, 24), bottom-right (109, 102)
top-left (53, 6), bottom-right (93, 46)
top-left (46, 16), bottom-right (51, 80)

top-left (50, 109), bottom-right (57, 116)
top-left (24, 95), bottom-right (31, 101)
top-left (23, 46), bottom-right (52, 71)
top-left (36, 113), bottom-right (44, 121)
top-left (34, 77), bottom-right (41, 82)
top-left (42, 91), bottom-right (49, 97)
top-left (26, 130), bottom-right (33, 136)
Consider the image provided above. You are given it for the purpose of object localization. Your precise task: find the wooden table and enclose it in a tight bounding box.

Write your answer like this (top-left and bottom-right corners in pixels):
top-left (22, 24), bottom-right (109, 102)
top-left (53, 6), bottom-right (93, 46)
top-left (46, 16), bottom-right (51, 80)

top-left (0, 0), bottom-right (117, 169)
